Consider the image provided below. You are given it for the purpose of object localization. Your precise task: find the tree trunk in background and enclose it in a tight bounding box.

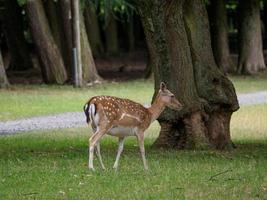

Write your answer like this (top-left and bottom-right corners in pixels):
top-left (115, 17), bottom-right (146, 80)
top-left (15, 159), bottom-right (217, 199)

top-left (238, 0), bottom-right (266, 74)
top-left (2, 0), bottom-right (33, 71)
top-left (80, 12), bottom-right (102, 83)
top-left (0, 49), bottom-right (9, 88)
top-left (59, 0), bottom-right (73, 77)
top-left (127, 15), bottom-right (135, 52)
top-left (263, 1), bottom-right (267, 49)
top-left (105, 15), bottom-right (119, 55)
top-left (84, 4), bottom-right (104, 57)
top-left (137, 0), bottom-right (239, 150)
top-left (44, 0), bottom-right (64, 57)
top-left (26, 0), bottom-right (67, 84)
top-left (209, 0), bottom-right (234, 73)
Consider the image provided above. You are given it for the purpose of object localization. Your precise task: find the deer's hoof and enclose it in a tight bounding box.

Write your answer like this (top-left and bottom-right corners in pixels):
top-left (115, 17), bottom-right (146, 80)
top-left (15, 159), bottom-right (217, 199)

top-left (88, 166), bottom-right (95, 171)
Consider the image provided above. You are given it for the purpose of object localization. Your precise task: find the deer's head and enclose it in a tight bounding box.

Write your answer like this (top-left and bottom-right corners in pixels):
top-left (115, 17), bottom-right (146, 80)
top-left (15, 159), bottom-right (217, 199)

top-left (158, 82), bottom-right (183, 111)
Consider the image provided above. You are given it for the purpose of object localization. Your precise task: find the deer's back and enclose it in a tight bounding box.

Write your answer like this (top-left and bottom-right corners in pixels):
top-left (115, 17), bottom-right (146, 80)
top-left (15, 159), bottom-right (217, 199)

top-left (88, 96), bottom-right (151, 129)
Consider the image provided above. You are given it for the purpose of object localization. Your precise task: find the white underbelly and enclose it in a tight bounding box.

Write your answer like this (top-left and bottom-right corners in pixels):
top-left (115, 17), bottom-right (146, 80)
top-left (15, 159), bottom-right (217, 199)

top-left (107, 126), bottom-right (136, 137)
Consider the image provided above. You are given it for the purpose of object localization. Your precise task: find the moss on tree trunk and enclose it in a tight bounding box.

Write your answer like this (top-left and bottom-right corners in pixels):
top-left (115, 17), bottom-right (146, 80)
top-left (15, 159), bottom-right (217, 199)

top-left (137, 0), bottom-right (239, 150)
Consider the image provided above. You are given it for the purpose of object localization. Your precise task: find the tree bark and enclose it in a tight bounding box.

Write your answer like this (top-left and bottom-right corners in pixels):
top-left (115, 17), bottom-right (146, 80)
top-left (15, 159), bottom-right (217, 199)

top-left (238, 0), bottom-right (266, 74)
top-left (80, 11), bottom-right (102, 83)
top-left (26, 0), bottom-right (67, 84)
top-left (105, 15), bottom-right (119, 55)
top-left (84, 4), bottom-right (104, 57)
top-left (0, 49), bottom-right (9, 88)
top-left (59, 0), bottom-right (73, 77)
top-left (209, 0), bottom-right (234, 73)
top-left (137, 0), bottom-right (239, 150)
top-left (44, 0), bottom-right (63, 54)
top-left (2, 0), bottom-right (33, 71)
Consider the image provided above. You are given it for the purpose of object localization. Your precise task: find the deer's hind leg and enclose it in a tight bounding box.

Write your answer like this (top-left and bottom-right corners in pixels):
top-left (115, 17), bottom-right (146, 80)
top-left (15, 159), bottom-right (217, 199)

top-left (96, 142), bottom-right (105, 170)
top-left (91, 126), bottom-right (106, 170)
top-left (88, 123), bottom-right (112, 170)
top-left (113, 137), bottom-right (125, 170)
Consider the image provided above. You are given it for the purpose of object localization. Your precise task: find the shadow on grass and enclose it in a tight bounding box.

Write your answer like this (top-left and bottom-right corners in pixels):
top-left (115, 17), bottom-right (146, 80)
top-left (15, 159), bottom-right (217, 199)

top-left (1, 136), bottom-right (267, 162)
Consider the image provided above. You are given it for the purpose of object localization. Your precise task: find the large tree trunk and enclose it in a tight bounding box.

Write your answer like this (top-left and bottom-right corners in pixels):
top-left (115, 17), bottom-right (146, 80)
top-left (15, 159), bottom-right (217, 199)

top-left (58, 0), bottom-right (73, 77)
top-left (238, 0), bottom-right (266, 74)
top-left (26, 0), bottom-right (67, 84)
top-left (0, 49), bottom-right (9, 88)
top-left (209, 0), bottom-right (234, 73)
top-left (2, 0), bottom-right (33, 71)
top-left (105, 15), bottom-right (119, 55)
top-left (80, 12), bottom-right (102, 83)
top-left (137, 0), bottom-right (239, 150)
top-left (84, 4), bottom-right (104, 57)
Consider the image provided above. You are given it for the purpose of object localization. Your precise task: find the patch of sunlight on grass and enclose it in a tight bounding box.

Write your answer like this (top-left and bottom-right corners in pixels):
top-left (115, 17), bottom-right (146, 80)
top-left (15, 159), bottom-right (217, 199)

top-left (229, 73), bottom-right (267, 94)
top-left (231, 104), bottom-right (267, 141)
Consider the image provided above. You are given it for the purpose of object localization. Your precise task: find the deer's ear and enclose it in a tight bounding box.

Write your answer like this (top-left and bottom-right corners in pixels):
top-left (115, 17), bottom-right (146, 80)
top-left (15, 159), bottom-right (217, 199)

top-left (160, 82), bottom-right (167, 91)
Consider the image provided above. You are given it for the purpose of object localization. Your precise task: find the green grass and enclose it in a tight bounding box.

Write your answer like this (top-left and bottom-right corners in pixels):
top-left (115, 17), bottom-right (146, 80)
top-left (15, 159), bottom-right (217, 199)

top-left (0, 80), bottom-right (154, 121)
top-left (0, 74), bottom-right (267, 121)
top-left (1, 104), bottom-right (267, 199)
top-left (229, 73), bottom-right (267, 93)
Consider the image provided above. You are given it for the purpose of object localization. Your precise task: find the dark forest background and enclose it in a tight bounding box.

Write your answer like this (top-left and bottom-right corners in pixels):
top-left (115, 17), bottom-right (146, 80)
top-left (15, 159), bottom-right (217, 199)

top-left (0, 0), bottom-right (267, 88)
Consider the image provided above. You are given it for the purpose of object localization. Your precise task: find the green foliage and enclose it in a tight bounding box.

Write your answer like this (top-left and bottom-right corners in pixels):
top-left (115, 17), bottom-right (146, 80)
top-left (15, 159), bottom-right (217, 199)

top-left (17, 0), bottom-right (27, 6)
top-left (87, 0), bottom-right (135, 25)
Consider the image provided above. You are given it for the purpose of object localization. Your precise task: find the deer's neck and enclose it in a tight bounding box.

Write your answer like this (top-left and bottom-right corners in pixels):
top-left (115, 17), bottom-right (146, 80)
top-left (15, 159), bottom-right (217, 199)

top-left (148, 97), bottom-right (166, 122)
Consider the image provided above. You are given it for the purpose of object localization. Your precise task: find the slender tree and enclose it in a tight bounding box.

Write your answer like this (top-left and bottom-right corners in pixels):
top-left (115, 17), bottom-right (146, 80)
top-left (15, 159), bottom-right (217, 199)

top-left (84, 3), bottom-right (104, 57)
top-left (209, 0), bottom-right (234, 73)
top-left (59, 0), bottom-right (73, 77)
top-left (137, 0), bottom-right (239, 149)
top-left (238, 0), bottom-right (266, 74)
top-left (26, 0), bottom-right (67, 84)
top-left (0, 49), bottom-right (9, 88)
top-left (2, 0), bottom-right (33, 71)
top-left (105, 14), bottom-right (119, 55)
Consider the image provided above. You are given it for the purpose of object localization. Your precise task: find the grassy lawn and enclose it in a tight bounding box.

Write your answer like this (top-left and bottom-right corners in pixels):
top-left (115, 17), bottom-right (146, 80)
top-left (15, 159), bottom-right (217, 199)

top-left (229, 73), bottom-right (267, 93)
top-left (0, 74), bottom-right (267, 121)
top-left (0, 76), bottom-right (267, 199)
top-left (0, 104), bottom-right (267, 199)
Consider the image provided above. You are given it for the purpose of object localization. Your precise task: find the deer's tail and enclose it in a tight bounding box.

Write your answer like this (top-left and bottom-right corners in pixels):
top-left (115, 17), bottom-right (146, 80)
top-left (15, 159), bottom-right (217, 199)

top-left (83, 102), bottom-right (96, 125)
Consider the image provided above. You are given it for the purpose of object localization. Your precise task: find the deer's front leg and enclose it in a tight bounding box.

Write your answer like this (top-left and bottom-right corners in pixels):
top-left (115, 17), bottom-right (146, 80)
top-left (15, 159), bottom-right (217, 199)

top-left (136, 130), bottom-right (148, 170)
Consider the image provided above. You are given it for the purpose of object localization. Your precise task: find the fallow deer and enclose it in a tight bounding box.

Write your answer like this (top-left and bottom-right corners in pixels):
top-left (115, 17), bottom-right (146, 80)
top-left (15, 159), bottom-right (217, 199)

top-left (83, 82), bottom-right (182, 171)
